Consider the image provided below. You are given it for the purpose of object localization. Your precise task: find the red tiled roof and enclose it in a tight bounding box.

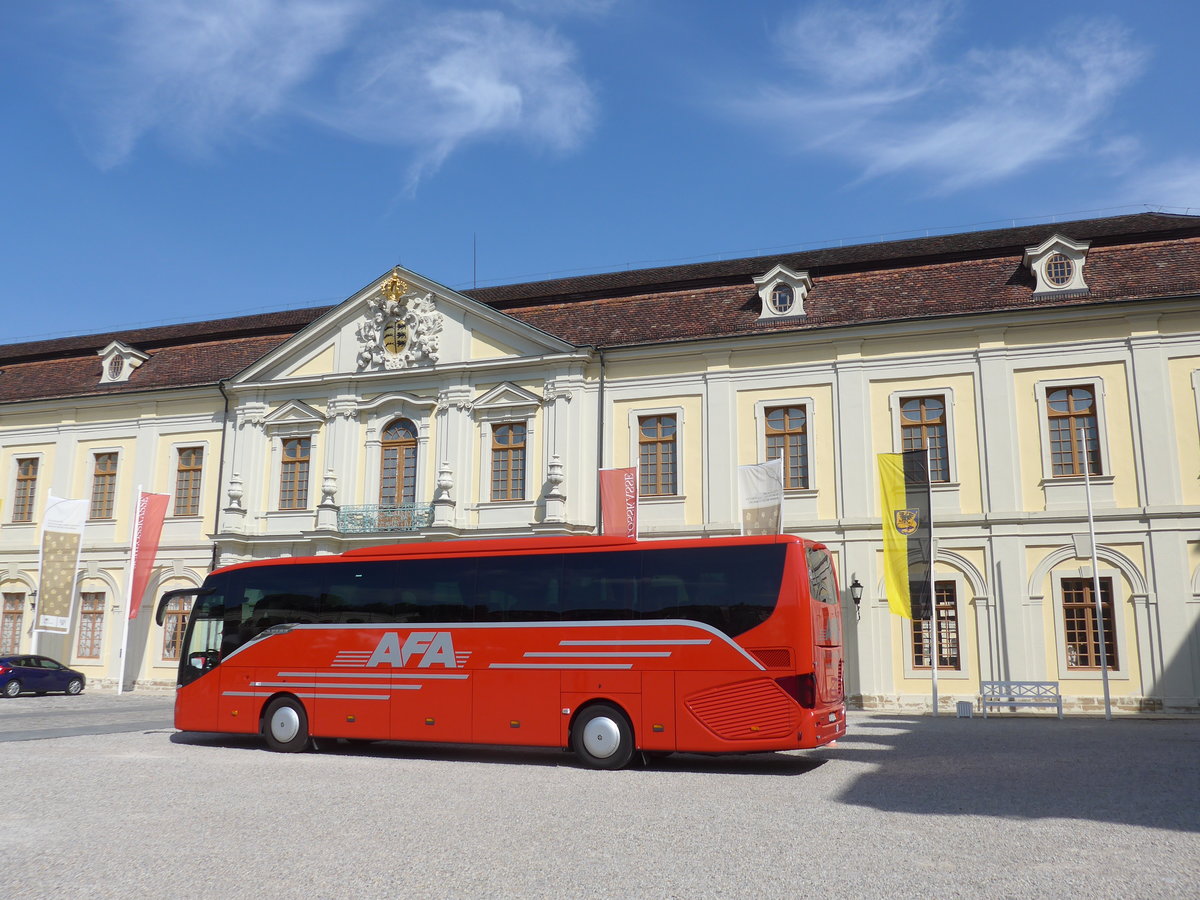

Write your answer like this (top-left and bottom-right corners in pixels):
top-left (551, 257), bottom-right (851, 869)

top-left (2, 212), bottom-right (1198, 403)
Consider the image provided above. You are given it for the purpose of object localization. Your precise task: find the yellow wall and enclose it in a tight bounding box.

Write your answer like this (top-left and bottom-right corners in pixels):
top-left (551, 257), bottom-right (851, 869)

top-left (1169, 356), bottom-right (1200, 504)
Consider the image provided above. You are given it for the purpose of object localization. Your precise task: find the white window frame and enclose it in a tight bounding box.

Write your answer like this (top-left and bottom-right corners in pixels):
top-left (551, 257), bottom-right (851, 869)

top-left (753, 398), bottom-right (817, 496)
top-left (7, 452), bottom-right (44, 525)
top-left (473, 409), bottom-right (536, 507)
top-left (168, 441), bottom-right (210, 519)
top-left (1035, 376), bottom-right (1112, 480)
top-left (1050, 567), bottom-right (1129, 680)
top-left (87, 447), bottom-right (123, 521)
top-left (628, 405), bottom-right (686, 503)
top-left (364, 412), bottom-right (430, 507)
top-left (268, 430), bottom-right (320, 512)
top-left (901, 571), bottom-right (971, 681)
top-left (888, 388), bottom-right (959, 487)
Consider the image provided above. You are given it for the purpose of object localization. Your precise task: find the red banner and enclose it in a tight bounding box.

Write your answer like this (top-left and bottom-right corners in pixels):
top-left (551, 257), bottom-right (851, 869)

top-left (599, 467), bottom-right (638, 538)
top-left (129, 492), bottom-right (169, 620)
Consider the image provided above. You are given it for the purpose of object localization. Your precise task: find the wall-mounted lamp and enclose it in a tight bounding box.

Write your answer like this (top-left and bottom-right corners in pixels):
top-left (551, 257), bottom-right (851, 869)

top-left (28, 590), bottom-right (37, 612)
top-left (849, 578), bottom-right (863, 621)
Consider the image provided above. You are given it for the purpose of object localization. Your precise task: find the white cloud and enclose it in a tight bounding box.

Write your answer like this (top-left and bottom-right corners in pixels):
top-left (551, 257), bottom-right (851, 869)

top-left (735, 3), bottom-right (1147, 192)
top-left (313, 10), bottom-right (597, 187)
top-left (84, 0), bottom-right (366, 167)
top-left (69, 1), bottom-right (596, 186)
top-left (777, 0), bottom-right (955, 88)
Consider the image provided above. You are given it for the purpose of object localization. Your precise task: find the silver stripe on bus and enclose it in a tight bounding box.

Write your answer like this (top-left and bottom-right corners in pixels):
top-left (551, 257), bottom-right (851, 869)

top-left (523, 651), bottom-right (671, 658)
top-left (488, 663), bottom-right (633, 670)
top-left (222, 691), bottom-right (390, 700)
top-left (250, 681), bottom-right (422, 690)
top-left (277, 671), bottom-right (469, 680)
top-left (241, 620), bottom-right (766, 671)
top-left (558, 639), bottom-right (710, 646)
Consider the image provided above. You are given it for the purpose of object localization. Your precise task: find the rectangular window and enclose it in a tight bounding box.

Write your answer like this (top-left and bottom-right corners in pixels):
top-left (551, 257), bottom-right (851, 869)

top-left (174, 447), bottom-right (204, 516)
top-left (1, 593), bottom-right (25, 654)
top-left (490, 423), bottom-right (527, 501)
top-left (161, 595), bottom-right (193, 661)
top-left (90, 453), bottom-right (118, 519)
top-left (900, 396), bottom-right (949, 483)
top-left (13, 458), bottom-right (39, 522)
top-left (77, 592), bottom-right (105, 659)
top-left (765, 406), bottom-right (809, 489)
top-left (638, 415), bottom-right (677, 496)
top-left (911, 580), bottom-right (960, 670)
top-left (279, 438), bottom-right (311, 510)
top-left (1047, 385), bottom-right (1101, 476)
top-left (1062, 577), bottom-right (1117, 669)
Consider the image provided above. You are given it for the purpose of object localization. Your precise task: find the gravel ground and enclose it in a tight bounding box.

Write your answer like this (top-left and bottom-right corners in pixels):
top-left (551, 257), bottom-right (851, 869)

top-left (0, 711), bottom-right (1197, 899)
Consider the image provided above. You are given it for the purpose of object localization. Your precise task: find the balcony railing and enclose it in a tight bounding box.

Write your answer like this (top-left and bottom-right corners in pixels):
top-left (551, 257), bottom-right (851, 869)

top-left (337, 504), bottom-right (434, 534)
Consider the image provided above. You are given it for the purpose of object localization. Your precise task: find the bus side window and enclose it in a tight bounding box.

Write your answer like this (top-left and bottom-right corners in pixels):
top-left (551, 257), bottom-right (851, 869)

top-left (401, 557), bottom-right (475, 624)
top-left (475, 554), bottom-right (563, 622)
top-left (563, 551), bottom-right (637, 620)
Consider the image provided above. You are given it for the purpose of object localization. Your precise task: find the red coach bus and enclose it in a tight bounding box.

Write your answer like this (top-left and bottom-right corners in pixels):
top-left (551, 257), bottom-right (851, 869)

top-left (156, 534), bottom-right (845, 768)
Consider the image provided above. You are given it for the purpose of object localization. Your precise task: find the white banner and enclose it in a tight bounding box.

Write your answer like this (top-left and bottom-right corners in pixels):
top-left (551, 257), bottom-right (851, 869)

top-left (738, 458), bottom-right (784, 536)
top-left (35, 495), bottom-right (88, 634)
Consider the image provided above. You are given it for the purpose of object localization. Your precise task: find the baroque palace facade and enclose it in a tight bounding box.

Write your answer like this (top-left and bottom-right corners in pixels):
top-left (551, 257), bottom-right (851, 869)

top-left (2, 212), bottom-right (1199, 713)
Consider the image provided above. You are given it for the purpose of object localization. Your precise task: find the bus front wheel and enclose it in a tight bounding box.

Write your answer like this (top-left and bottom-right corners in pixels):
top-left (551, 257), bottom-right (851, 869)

top-left (262, 697), bottom-right (310, 752)
top-left (571, 703), bottom-right (635, 770)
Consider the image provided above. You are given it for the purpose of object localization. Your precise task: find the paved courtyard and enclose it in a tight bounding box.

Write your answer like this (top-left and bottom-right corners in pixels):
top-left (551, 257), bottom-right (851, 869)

top-left (0, 697), bottom-right (1197, 898)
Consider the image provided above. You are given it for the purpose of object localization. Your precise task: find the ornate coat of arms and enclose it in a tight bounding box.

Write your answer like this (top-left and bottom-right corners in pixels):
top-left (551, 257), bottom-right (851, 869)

top-left (356, 270), bottom-right (443, 370)
top-left (894, 508), bottom-right (920, 535)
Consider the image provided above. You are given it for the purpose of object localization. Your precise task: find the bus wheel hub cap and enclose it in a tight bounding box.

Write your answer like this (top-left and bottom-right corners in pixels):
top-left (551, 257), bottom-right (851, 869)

top-left (583, 716), bottom-right (620, 758)
top-left (272, 707), bottom-right (300, 743)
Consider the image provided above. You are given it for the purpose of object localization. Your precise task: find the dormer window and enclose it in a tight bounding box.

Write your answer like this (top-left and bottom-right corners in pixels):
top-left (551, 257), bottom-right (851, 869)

top-left (754, 264), bottom-right (813, 321)
top-left (1045, 253), bottom-right (1074, 287)
top-left (770, 283), bottom-right (795, 314)
top-left (97, 341), bottom-right (149, 384)
top-left (1024, 234), bottom-right (1090, 296)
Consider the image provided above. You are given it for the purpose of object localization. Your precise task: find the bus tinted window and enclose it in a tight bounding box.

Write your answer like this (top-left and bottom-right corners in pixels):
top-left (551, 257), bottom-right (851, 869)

top-left (476, 554), bottom-right (562, 621)
top-left (639, 545), bottom-right (783, 636)
top-left (562, 550), bottom-right (639, 620)
top-left (322, 561), bottom-right (401, 624)
top-left (806, 547), bottom-right (837, 605)
top-left (393, 557), bottom-right (476, 623)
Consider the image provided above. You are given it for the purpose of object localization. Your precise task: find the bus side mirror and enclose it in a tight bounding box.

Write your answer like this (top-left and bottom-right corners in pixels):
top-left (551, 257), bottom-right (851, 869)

top-left (156, 588), bottom-right (211, 626)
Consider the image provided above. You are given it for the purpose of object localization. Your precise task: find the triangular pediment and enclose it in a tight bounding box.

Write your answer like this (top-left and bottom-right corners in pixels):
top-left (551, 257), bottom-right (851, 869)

top-left (474, 382), bottom-right (543, 411)
top-left (262, 399), bottom-right (325, 428)
top-left (231, 266), bottom-right (577, 386)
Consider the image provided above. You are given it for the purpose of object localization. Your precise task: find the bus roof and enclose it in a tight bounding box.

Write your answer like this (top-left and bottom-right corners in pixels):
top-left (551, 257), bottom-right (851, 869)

top-left (215, 533), bottom-right (815, 573)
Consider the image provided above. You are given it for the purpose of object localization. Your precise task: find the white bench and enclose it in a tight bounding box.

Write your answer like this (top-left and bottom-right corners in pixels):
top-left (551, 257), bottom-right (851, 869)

top-left (980, 681), bottom-right (1063, 718)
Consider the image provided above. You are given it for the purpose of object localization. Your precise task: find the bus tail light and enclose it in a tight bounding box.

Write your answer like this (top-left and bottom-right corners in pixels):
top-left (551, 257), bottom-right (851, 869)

top-left (775, 673), bottom-right (817, 708)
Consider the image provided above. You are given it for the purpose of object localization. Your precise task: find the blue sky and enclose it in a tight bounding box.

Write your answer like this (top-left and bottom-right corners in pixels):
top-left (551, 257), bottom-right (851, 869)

top-left (3, 0), bottom-right (1198, 343)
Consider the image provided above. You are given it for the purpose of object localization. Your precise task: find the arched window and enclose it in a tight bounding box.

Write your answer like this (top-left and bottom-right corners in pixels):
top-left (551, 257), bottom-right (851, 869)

top-left (380, 419), bottom-right (418, 505)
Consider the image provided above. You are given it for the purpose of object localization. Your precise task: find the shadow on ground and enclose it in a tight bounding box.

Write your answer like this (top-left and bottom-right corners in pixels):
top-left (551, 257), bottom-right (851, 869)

top-left (823, 713), bottom-right (1200, 832)
top-left (169, 731), bottom-right (825, 775)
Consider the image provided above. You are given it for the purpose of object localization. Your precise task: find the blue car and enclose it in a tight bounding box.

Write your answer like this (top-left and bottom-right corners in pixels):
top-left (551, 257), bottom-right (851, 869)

top-left (0, 655), bottom-right (86, 697)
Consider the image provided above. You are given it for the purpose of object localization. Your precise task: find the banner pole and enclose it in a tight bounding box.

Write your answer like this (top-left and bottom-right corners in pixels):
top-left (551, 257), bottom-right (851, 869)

top-left (117, 486), bottom-right (142, 696)
top-left (1080, 428), bottom-right (1112, 720)
top-left (927, 448), bottom-right (938, 717)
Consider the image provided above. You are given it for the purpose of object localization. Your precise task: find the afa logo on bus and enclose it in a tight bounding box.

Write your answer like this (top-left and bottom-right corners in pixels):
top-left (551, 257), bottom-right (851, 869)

top-left (366, 631), bottom-right (459, 668)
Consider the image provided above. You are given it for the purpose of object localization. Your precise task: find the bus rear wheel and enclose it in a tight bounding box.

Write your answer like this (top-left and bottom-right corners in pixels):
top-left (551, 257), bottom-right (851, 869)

top-left (571, 703), bottom-right (635, 770)
top-left (262, 697), bottom-right (310, 752)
